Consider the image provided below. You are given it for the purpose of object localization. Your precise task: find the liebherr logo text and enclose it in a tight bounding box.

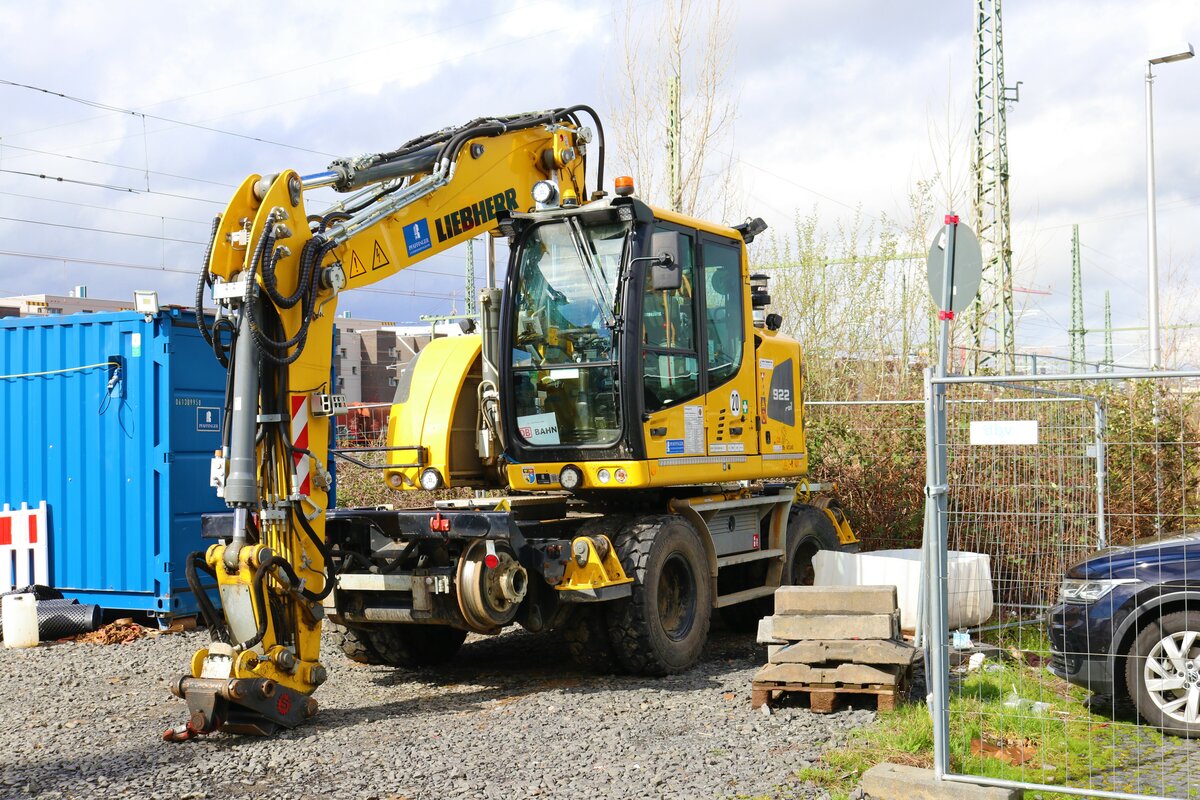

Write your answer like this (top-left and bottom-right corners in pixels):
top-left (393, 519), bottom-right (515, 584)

top-left (435, 188), bottom-right (520, 243)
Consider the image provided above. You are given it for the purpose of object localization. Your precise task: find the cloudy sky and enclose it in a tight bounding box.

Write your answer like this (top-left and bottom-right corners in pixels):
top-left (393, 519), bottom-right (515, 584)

top-left (1, 0), bottom-right (1196, 367)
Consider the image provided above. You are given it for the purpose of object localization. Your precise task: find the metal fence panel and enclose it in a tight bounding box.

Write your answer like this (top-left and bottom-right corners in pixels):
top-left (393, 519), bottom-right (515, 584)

top-left (926, 370), bottom-right (1200, 800)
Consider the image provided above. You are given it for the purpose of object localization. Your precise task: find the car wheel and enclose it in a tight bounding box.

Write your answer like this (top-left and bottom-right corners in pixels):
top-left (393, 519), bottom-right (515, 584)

top-left (1125, 610), bottom-right (1200, 738)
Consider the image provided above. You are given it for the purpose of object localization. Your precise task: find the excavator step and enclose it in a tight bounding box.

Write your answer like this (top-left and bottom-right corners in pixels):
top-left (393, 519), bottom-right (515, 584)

top-left (716, 548), bottom-right (784, 568)
top-left (715, 585), bottom-right (776, 608)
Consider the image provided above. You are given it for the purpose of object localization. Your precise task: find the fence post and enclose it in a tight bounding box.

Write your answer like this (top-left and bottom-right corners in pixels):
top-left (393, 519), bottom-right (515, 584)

top-left (1094, 400), bottom-right (1108, 549)
top-left (923, 367), bottom-right (951, 777)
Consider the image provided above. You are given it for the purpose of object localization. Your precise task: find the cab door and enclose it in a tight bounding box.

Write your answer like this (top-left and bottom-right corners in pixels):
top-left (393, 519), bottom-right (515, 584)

top-left (640, 226), bottom-right (703, 460)
top-left (699, 236), bottom-right (757, 458)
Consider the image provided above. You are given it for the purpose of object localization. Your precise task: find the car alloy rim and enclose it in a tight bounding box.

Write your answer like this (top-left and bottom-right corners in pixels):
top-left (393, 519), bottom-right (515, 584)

top-left (1143, 629), bottom-right (1200, 724)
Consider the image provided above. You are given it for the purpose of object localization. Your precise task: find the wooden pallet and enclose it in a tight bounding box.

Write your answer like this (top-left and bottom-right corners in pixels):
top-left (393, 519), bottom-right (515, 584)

top-left (751, 679), bottom-right (904, 713)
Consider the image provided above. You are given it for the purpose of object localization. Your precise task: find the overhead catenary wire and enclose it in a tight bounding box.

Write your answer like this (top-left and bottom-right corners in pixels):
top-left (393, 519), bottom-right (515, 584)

top-left (0, 215), bottom-right (208, 245)
top-left (0, 167), bottom-right (227, 205)
top-left (0, 142), bottom-right (238, 189)
top-left (0, 189), bottom-right (499, 271)
top-left (0, 190), bottom-right (214, 225)
top-left (0, 78), bottom-right (335, 158)
top-left (3, 0), bottom-right (574, 141)
top-left (0, 249), bottom-right (460, 301)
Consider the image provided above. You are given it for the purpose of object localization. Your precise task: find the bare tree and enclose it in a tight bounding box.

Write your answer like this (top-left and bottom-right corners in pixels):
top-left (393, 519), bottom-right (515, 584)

top-left (755, 181), bottom-right (937, 400)
top-left (610, 0), bottom-right (739, 221)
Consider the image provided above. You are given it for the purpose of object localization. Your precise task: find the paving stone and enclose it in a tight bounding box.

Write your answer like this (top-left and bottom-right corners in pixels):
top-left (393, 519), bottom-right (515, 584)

top-left (775, 585), bottom-right (897, 615)
top-left (768, 610), bottom-right (900, 641)
top-left (861, 763), bottom-right (1019, 800)
top-left (768, 639), bottom-right (916, 665)
top-left (755, 662), bottom-right (900, 686)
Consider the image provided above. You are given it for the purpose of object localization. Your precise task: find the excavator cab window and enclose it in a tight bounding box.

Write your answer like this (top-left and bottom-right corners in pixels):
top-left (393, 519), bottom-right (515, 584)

top-left (642, 227), bottom-right (699, 413)
top-left (701, 240), bottom-right (743, 388)
top-left (510, 218), bottom-right (629, 446)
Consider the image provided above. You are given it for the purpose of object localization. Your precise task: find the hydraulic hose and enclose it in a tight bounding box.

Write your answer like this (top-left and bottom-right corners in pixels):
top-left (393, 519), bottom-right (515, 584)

top-left (195, 216), bottom-right (222, 351)
top-left (186, 551), bottom-right (230, 644)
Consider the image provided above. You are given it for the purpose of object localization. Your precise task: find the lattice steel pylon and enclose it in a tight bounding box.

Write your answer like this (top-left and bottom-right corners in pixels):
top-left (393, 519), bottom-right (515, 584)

top-left (464, 237), bottom-right (476, 318)
top-left (968, 0), bottom-right (1019, 373)
top-left (1069, 224), bottom-right (1085, 368)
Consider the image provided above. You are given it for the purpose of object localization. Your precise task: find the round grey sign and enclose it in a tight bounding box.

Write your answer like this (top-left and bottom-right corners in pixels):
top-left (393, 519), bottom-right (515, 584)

top-left (926, 222), bottom-right (982, 313)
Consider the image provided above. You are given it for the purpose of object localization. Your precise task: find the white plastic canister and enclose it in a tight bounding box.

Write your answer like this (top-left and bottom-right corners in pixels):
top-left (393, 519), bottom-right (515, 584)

top-left (2, 593), bottom-right (39, 648)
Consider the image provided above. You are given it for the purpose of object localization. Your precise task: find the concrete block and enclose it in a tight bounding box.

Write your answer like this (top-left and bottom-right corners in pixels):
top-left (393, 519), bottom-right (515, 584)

top-left (775, 584), bottom-right (897, 615)
top-left (756, 662), bottom-right (900, 686)
top-left (768, 639), bottom-right (916, 666)
top-left (756, 616), bottom-right (785, 645)
top-left (861, 763), bottom-right (1020, 800)
top-left (768, 610), bottom-right (900, 641)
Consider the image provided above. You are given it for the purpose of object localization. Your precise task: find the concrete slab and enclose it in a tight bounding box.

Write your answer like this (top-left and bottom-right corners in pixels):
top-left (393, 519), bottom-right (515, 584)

top-left (756, 616), bottom-right (785, 645)
top-left (775, 584), bottom-right (897, 615)
top-left (769, 610), bottom-right (900, 641)
top-left (755, 662), bottom-right (899, 685)
top-left (861, 763), bottom-right (1021, 800)
top-left (769, 638), bottom-right (916, 665)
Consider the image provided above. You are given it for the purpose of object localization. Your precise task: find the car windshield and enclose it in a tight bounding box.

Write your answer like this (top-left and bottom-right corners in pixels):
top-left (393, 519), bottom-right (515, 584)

top-left (510, 218), bottom-right (628, 447)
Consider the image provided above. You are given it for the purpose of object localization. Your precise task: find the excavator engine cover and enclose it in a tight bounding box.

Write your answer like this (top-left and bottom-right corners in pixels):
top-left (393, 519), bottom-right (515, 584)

top-left (387, 335), bottom-right (487, 490)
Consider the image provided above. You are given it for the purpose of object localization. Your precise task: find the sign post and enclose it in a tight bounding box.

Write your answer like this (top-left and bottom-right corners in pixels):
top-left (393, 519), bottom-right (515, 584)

top-left (922, 213), bottom-right (981, 778)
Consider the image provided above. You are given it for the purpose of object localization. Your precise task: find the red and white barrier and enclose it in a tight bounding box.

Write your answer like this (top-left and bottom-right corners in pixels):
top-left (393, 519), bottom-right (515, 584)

top-left (290, 395), bottom-right (312, 497)
top-left (0, 501), bottom-right (49, 592)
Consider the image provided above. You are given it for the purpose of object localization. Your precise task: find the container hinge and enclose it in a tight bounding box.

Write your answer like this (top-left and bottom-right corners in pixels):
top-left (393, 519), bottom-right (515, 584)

top-left (163, 452), bottom-right (176, 463)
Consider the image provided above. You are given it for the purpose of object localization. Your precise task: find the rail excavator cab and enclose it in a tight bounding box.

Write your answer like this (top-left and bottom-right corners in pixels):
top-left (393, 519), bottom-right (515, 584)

top-left (493, 195), bottom-right (807, 492)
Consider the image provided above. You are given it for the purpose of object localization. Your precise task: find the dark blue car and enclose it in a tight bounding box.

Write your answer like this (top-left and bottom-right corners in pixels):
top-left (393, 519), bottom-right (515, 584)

top-left (1047, 533), bottom-right (1200, 737)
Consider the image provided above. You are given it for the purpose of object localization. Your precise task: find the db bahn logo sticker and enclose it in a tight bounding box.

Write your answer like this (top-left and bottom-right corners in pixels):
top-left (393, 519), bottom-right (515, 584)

top-left (403, 219), bottom-right (432, 257)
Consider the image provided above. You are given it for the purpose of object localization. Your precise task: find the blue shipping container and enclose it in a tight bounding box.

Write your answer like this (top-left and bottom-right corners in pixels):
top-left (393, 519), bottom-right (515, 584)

top-left (0, 310), bottom-right (226, 618)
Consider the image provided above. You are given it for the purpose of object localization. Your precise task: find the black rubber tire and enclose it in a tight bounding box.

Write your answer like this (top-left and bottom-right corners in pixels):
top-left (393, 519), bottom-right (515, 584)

top-left (1125, 610), bottom-right (1200, 738)
top-left (329, 622), bottom-right (378, 665)
top-left (606, 515), bottom-right (713, 675)
top-left (784, 504), bottom-right (843, 586)
top-left (562, 606), bottom-right (624, 674)
top-left (372, 623), bottom-right (470, 671)
top-left (559, 515), bottom-right (631, 674)
top-left (718, 503), bottom-right (843, 631)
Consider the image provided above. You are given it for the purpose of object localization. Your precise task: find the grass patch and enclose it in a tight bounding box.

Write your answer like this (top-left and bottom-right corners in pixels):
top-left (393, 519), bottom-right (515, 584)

top-left (794, 623), bottom-right (1162, 799)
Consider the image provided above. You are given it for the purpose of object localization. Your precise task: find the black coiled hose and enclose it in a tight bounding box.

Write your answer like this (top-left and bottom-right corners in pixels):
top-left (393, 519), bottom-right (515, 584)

top-left (195, 216), bottom-right (222, 352)
top-left (185, 551), bottom-right (230, 644)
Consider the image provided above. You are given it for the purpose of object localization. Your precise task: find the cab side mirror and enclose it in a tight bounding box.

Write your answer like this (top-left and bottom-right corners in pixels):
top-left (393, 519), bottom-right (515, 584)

top-left (649, 231), bottom-right (685, 291)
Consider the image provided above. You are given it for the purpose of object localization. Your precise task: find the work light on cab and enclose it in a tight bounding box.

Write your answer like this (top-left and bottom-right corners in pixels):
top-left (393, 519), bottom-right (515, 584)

top-left (559, 465), bottom-right (583, 490)
top-left (420, 468), bottom-right (443, 491)
top-left (531, 180), bottom-right (559, 208)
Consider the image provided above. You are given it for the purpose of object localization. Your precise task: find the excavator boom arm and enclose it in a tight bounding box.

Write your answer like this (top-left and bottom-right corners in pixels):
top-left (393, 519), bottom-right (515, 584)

top-left (167, 108), bottom-right (599, 740)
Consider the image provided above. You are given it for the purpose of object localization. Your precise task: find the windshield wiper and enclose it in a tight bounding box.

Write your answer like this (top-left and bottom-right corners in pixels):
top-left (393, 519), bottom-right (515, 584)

top-left (566, 217), bottom-right (617, 330)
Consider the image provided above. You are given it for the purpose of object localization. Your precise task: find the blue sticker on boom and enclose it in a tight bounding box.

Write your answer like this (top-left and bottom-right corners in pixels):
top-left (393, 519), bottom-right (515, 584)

top-left (403, 219), bottom-right (432, 257)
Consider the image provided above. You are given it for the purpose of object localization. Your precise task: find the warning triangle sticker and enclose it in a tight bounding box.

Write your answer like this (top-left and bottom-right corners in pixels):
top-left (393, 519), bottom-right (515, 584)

top-left (348, 251), bottom-right (367, 278)
top-left (371, 240), bottom-right (391, 271)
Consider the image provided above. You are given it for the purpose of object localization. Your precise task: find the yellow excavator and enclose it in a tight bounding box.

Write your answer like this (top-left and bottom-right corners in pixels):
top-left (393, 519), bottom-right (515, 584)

top-left (166, 106), bottom-right (857, 740)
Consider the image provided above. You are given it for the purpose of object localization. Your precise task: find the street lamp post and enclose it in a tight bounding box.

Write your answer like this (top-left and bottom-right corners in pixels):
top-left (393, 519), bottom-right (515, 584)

top-left (1146, 44), bottom-right (1194, 369)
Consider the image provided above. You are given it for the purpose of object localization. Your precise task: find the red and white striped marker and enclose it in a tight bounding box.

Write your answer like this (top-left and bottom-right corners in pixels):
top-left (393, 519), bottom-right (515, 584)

top-left (0, 501), bottom-right (49, 591)
top-left (290, 395), bottom-right (312, 497)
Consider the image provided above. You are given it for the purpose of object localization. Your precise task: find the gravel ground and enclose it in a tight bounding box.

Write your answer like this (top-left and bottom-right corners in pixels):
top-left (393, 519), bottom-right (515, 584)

top-left (0, 623), bottom-right (877, 800)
